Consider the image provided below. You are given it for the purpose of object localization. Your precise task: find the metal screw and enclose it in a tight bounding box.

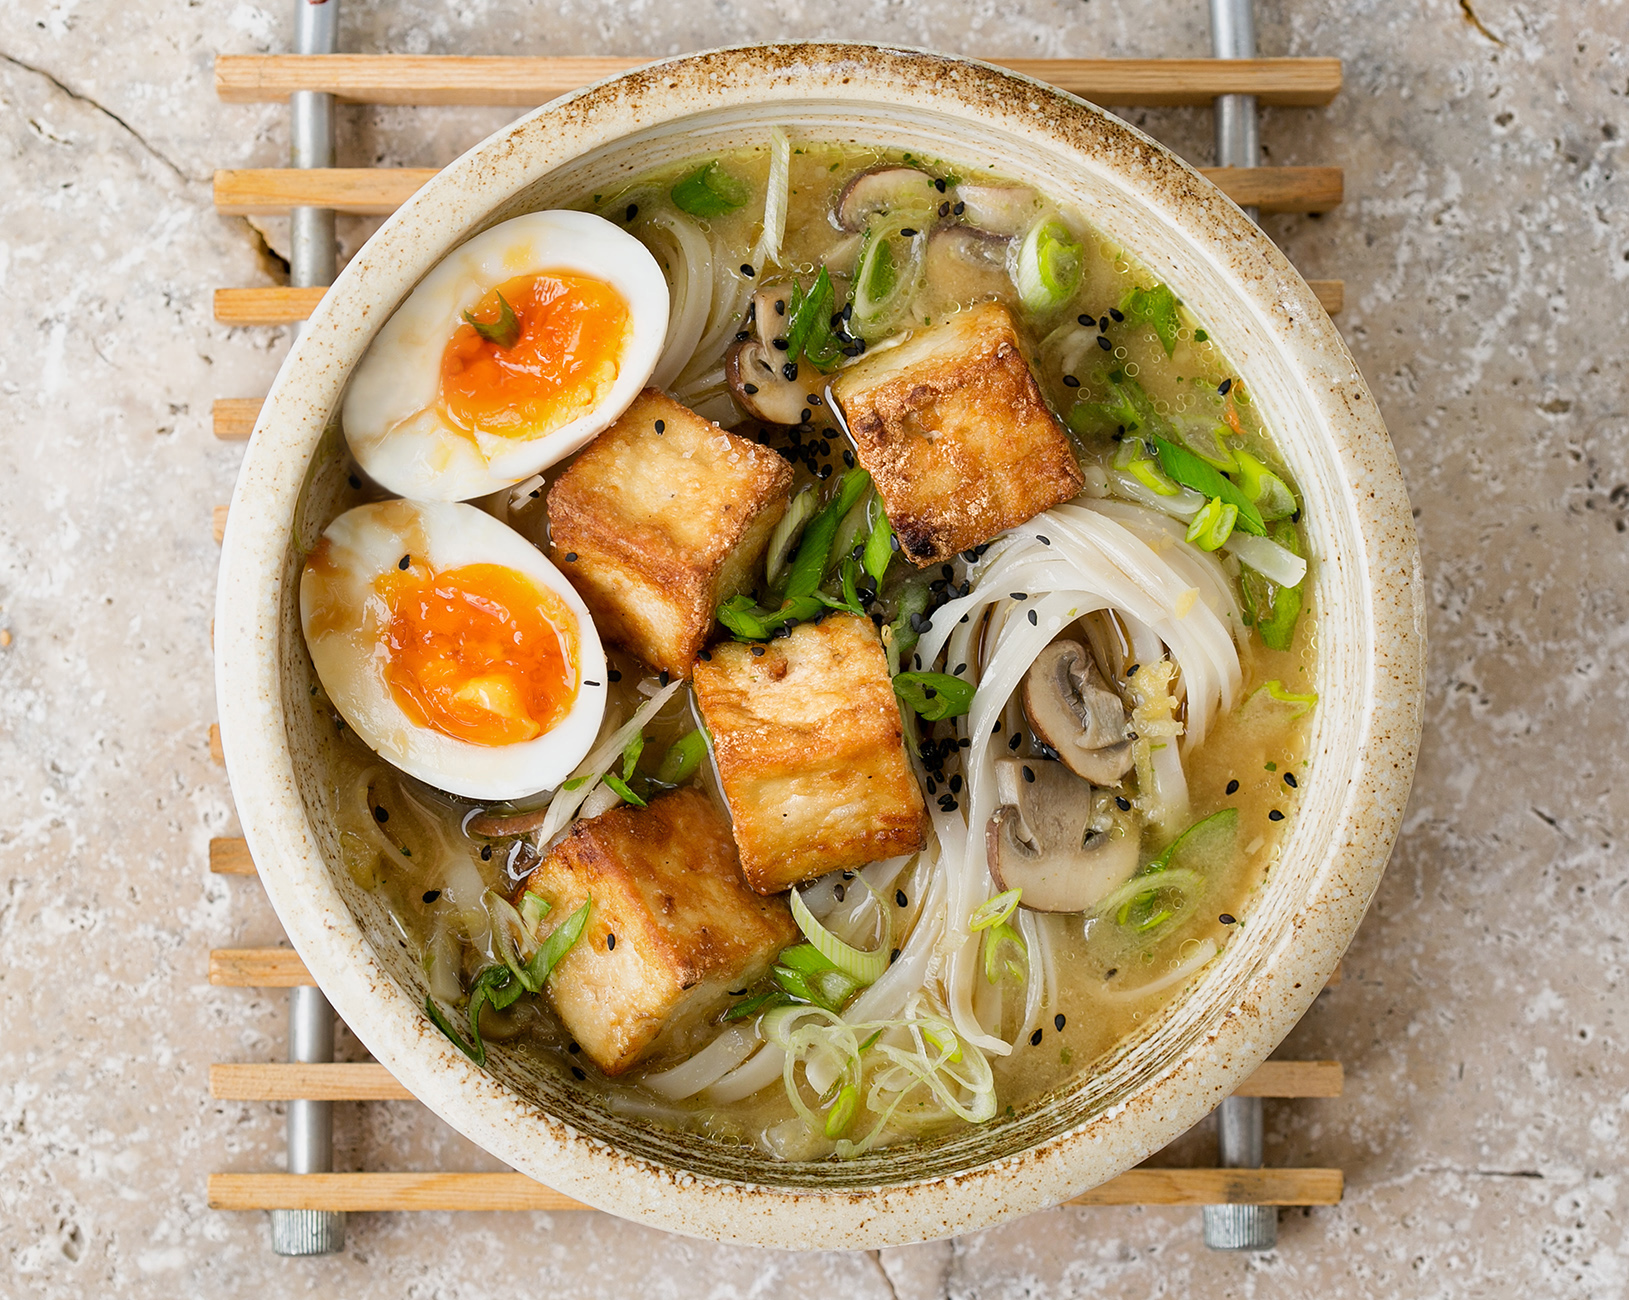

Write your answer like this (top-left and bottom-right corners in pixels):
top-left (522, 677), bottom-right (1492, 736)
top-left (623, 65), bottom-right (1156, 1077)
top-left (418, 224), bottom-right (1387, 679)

top-left (1203, 1094), bottom-right (1277, 1251)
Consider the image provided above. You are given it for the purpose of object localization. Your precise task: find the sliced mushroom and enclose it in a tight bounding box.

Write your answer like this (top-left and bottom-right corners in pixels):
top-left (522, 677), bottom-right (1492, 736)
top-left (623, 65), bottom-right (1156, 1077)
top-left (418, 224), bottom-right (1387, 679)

top-left (724, 284), bottom-right (815, 425)
top-left (985, 758), bottom-right (1140, 912)
top-left (1021, 640), bottom-right (1135, 786)
top-left (926, 225), bottom-right (1011, 269)
top-left (835, 165), bottom-right (936, 231)
top-left (951, 183), bottom-right (1041, 238)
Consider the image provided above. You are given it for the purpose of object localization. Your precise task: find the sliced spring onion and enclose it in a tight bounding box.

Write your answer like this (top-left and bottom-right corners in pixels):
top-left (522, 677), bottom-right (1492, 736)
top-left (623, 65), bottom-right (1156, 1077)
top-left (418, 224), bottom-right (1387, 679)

top-left (1254, 679), bottom-right (1318, 717)
top-left (654, 729), bottom-right (708, 784)
top-left (850, 219), bottom-right (925, 336)
top-left (461, 289), bottom-right (520, 349)
top-left (862, 503), bottom-right (895, 588)
top-left (715, 591), bottom-right (827, 641)
top-left (1232, 450), bottom-right (1299, 521)
top-left (529, 899), bottom-right (591, 985)
top-left (1148, 807), bottom-right (1239, 875)
top-left (1099, 867), bottom-right (1206, 934)
top-left (752, 125), bottom-right (791, 268)
top-left (968, 889), bottom-right (1022, 932)
top-left (893, 671), bottom-right (975, 721)
top-left (780, 468), bottom-right (871, 601)
top-left (519, 891), bottom-right (550, 932)
top-left (1014, 217), bottom-right (1084, 314)
top-left (765, 485), bottom-right (817, 586)
top-left (783, 267), bottom-right (842, 369)
top-left (1226, 529), bottom-right (1307, 591)
top-left (600, 771), bottom-right (645, 808)
top-left (824, 1083), bottom-right (860, 1138)
top-left (722, 988), bottom-right (791, 1022)
top-left (884, 578), bottom-right (932, 675)
top-left (1185, 497), bottom-right (1238, 551)
top-left (1152, 437), bottom-right (1265, 535)
top-left (1119, 282), bottom-right (1182, 356)
top-left (425, 995), bottom-right (482, 1064)
top-left (790, 885), bottom-right (889, 984)
top-left (670, 161), bottom-right (751, 218)
top-left (983, 921), bottom-right (1027, 984)
top-left (620, 731), bottom-right (644, 782)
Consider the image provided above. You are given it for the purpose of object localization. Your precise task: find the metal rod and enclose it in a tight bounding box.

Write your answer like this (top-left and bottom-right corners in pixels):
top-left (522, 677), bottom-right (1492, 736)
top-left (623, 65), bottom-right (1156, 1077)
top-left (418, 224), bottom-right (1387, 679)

top-left (1209, 0), bottom-right (1260, 221)
top-left (1203, 1094), bottom-right (1278, 1250)
top-left (271, 0), bottom-right (343, 1257)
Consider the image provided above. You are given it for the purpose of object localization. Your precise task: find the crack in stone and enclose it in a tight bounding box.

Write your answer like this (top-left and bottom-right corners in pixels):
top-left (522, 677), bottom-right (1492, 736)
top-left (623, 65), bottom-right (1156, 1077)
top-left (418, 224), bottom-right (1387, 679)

top-left (1419, 1165), bottom-right (1543, 1179)
top-left (868, 1249), bottom-right (902, 1300)
top-left (1457, 0), bottom-right (1506, 46)
top-left (240, 218), bottom-right (292, 283)
top-left (0, 50), bottom-right (203, 184)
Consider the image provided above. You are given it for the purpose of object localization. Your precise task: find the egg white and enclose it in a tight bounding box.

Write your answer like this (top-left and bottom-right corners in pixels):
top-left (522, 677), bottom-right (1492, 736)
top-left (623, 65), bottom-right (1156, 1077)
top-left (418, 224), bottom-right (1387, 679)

top-left (300, 499), bottom-right (607, 801)
top-left (342, 210), bottom-right (669, 502)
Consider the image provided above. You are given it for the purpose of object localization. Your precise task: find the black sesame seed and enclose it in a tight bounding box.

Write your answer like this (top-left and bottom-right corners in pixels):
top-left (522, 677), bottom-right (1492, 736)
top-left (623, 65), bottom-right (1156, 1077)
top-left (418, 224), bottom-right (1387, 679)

top-left (952, 201), bottom-right (965, 215)
top-left (422, 889), bottom-right (441, 903)
top-left (1099, 315), bottom-right (1110, 331)
top-left (1226, 778), bottom-right (1240, 795)
top-left (772, 337), bottom-right (790, 352)
top-left (1036, 535), bottom-right (1051, 546)
top-left (568, 1041), bottom-right (580, 1054)
top-left (895, 889), bottom-right (909, 907)
top-left (1218, 378), bottom-right (1234, 396)
top-left (938, 796), bottom-right (959, 812)
top-left (752, 645), bottom-right (766, 656)
top-left (698, 650), bottom-right (711, 662)
top-left (625, 202), bottom-right (638, 222)
top-left (1105, 968), bottom-right (1118, 979)
top-left (1269, 809), bottom-right (1285, 821)
top-left (938, 201), bottom-right (951, 217)
top-left (659, 670), bottom-right (671, 686)
top-left (571, 1066), bottom-right (587, 1080)
top-left (606, 933), bottom-right (616, 950)
top-left (654, 419), bottom-right (666, 434)
top-left (775, 299), bottom-right (786, 316)
top-left (734, 330), bottom-right (750, 342)
top-left (949, 774), bottom-right (963, 794)
top-left (583, 680), bottom-right (600, 688)
top-left (899, 227), bottom-right (918, 237)
top-left (1008, 733), bottom-right (1022, 751)
top-left (1030, 1028), bottom-right (1044, 1046)
top-left (1219, 913), bottom-right (1237, 925)
top-left (373, 806), bottom-right (389, 823)
top-left (1097, 335), bottom-right (1113, 351)
top-left (1063, 375), bottom-right (1081, 388)
top-left (741, 264), bottom-right (755, 277)
top-left (1284, 772), bottom-right (1299, 788)
top-left (480, 845), bottom-right (492, 861)
top-left (1109, 308), bottom-right (1124, 322)
top-left (953, 663), bottom-right (967, 675)
top-left (398, 554), bottom-right (411, 570)
top-left (935, 177), bottom-right (948, 193)
top-left (842, 870), bottom-right (856, 880)
top-left (890, 948), bottom-right (901, 964)
top-left (564, 552), bottom-right (578, 562)
top-left (1127, 663), bottom-right (1140, 677)
top-left (348, 474), bottom-right (362, 489)
top-left (1010, 592), bottom-right (1027, 601)
top-left (1054, 1013), bottom-right (1067, 1031)
top-left (842, 448), bottom-right (855, 468)
top-left (743, 383), bottom-right (759, 395)
top-left (819, 464), bottom-right (833, 479)
top-left (608, 668), bottom-right (623, 682)
top-left (1022, 765), bottom-right (1035, 783)
top-left (1078, 313), bottom-right (1093, 326)
top-left (783, 362), bottom-right (800, 381)
top-left (1115, 795), bottom-right (1132, 811)
top-left (1027, 609), bottom-right (1038, 625)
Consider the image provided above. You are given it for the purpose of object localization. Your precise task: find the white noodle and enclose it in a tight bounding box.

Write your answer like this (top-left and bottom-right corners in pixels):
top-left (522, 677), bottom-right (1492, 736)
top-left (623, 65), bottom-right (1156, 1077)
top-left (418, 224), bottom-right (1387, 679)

top-left (640, 212), bottom-right (714, 391)
top-left (641, 1023), bottom-right (760, 1099)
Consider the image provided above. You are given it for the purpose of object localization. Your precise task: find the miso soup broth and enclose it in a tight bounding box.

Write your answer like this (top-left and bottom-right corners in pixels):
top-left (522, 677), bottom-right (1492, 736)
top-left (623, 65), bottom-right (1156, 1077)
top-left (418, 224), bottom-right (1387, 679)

top-left (309, 133), bottom-right (1317, 1163)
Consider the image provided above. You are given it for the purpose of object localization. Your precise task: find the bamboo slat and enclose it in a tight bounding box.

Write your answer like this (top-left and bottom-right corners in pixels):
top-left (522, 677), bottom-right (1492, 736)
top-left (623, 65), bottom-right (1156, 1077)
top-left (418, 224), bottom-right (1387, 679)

top-left (208, 723), bottom-right (225, 765)
top-left (207, 1165), bottom-right (1341, 1212)
top-left (213, 280), bottom-right (1346, 324)
top-left (212, 398), bottom-right (262, 440)
top-left (215, 54), bottom-right (1343, 109)
top-left (209, 1058), bottom-right (1342, 1102)
top-left (210, 947), bottom-right (315, 987)
top-left (213, 165), bottom-right (1342, 218)
top-left (212, 504), bottom-right (229, 543)
top-left (209, 837), bottom-right (257, 875)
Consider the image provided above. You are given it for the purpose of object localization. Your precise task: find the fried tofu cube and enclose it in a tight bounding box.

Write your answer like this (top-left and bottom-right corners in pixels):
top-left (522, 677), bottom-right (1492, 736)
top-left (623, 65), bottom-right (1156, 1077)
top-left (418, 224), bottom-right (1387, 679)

top-left (547, 390), bottom-right (793, 679)
top-left (693, 614), bottom-right (927, 893)
top-left (831, 301), bottom-right (1084, 566)
top-left (518, 787), bottom-right (796, 1077)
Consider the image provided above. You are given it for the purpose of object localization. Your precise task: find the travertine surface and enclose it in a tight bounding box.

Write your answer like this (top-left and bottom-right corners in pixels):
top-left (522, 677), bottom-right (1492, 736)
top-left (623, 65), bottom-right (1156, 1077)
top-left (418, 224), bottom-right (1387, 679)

top-left (1, 1), bottom-right (1625, 1296)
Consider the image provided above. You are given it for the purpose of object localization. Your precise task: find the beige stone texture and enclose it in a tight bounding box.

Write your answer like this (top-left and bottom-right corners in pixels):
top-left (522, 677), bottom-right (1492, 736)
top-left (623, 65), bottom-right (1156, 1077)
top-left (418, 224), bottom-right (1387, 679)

top-left (0, 1), bottom-right (1624, 1296)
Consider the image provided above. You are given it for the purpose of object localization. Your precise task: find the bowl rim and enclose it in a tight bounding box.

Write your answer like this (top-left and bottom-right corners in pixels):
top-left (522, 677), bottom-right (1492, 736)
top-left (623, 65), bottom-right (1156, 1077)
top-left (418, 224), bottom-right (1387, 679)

top-left (216, 42), bottom-right (1424, 1248)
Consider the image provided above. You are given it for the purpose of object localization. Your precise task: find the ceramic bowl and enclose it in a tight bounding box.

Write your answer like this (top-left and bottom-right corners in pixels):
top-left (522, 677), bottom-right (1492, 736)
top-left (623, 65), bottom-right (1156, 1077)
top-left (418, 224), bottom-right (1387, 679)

top-left (216, 43), bottom-right (1424, 1249)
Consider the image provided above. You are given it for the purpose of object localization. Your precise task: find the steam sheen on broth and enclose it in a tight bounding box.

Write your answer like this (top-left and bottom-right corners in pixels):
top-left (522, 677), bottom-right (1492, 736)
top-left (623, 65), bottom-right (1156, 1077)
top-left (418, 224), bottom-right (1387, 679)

top-left (309, 137), bottom-right (1317, 1162)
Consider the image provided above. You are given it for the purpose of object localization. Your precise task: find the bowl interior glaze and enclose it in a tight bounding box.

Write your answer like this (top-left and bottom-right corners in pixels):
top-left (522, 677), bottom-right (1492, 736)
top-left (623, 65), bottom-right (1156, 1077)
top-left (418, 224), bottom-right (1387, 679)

top-left (216, 45), bottom-right (1424, 1248)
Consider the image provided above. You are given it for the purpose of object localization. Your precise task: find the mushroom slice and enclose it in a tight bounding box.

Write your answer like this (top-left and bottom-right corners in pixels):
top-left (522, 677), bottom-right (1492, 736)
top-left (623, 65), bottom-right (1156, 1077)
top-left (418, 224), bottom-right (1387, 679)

top-left (951, 183), bottom-right (1042, 238)
top-left (835, 166), bottom-right (937, 232)
top-left (724, 337), bottom-right (810, 426)
top-left (985, 758), bottom-right (1140, 913)
top-left (1022, 640), bottom-right (1135, 786)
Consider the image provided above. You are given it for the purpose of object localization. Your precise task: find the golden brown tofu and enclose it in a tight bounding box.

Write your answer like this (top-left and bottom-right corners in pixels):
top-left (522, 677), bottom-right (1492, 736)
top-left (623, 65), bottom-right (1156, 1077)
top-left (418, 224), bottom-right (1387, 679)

top-left (547, 390), bottom-right (793, 679)
top-left (518, 787), bottom-right (796, 1077)
top-left (693, 614), bottom-right (928, 893)
top-left (831, 302), bottom-right (1084, 566)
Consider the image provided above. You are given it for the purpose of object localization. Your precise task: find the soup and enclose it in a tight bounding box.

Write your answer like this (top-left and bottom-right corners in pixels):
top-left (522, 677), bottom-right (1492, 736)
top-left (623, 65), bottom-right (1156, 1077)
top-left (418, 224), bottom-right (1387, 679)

top-left (304, 134), bottom-right (1316, 1162)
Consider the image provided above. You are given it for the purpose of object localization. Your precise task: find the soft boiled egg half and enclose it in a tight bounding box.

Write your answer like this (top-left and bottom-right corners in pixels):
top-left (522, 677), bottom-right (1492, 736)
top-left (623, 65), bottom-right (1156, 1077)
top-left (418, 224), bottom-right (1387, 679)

top-left (300, 499), bottom-right (606, 801)
top-left (342, 210), bottom-right (669, 501)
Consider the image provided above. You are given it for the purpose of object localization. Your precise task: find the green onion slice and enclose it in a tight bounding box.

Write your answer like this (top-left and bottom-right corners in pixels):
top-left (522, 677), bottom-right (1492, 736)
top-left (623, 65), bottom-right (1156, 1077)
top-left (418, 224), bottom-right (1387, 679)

top-left (620, 731), bottom-right (645, 782)
top-left (1014, 217), bottom-right (1084, 314)
top-left (1185, 497), bottom-right (1239, 551)
top-left (824, 1082), bottom-right (860, 1138)
top-left (789, 886), bottom-right (889, 985)
top-left (983, 921), bottom-right (1027, 983)
top-left (1119, 282), bottom-right (1182, 356)
top-left (893, 671), bottom-right (975, 721)
top-left (424, 995), bottom-right (483, 1065)
top-left (670, 161), bottom-right (752, 218)
top-left (1151, 436), bottom-right (1265, 535)
top-left (462, 289), bottom-right (521, 349)
top-left (654, 729), bottom-right (708, 784)
top-left (968, 889), bottom-right (1022, 932)
top-left (1232, 450), bottom-right (1299, 521)
top-left (600, 771), bottom-right (645, 808)
top-left (1253, 679), bottom-right (1318, 717)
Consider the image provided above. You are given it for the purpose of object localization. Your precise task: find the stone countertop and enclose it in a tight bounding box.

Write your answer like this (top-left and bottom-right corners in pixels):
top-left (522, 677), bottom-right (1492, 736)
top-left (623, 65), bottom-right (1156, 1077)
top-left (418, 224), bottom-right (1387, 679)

top-left (1, 2), bottom-right (1624, 1296)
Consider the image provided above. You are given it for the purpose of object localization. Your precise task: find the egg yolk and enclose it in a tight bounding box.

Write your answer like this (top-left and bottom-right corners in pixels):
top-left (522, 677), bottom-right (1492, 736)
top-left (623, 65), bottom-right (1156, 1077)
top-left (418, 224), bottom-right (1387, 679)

top-left (438, 273), bottom-right (630, 442)
top-left (378, 561), bottom-right (578, 748)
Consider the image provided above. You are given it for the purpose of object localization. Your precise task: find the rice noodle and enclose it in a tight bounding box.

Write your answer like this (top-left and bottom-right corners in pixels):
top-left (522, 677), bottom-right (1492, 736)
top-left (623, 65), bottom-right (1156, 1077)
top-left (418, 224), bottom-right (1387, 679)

top-left (641, 1023), bottom-right (760, 1099)
top-left (639, 212), bottom-right (714, 390)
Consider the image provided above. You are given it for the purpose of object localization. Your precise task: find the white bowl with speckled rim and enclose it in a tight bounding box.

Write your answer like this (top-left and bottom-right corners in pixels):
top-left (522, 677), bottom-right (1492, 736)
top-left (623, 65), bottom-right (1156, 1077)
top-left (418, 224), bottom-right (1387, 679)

top-left (215, 44), bottom-right (1425, 1249)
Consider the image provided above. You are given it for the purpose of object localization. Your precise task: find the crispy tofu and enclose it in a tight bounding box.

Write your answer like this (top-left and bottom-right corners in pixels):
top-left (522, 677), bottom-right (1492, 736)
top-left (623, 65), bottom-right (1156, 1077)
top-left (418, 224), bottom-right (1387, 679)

top-left (693, 614), bottom-right (928, 893)
top-left (831, 301), bottom-right (1084, 566)
top-left (547, 390), bottom-right (793, 679)
top-left (518, 787), bottom-right (795, 1077)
